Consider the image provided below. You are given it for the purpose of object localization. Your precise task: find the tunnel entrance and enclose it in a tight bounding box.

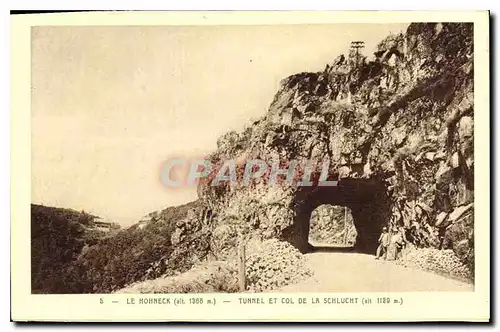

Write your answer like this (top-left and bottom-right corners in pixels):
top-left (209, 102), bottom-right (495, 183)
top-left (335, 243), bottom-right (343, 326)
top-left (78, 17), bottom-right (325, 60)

top-left (308, 205), bottom-right (357, 248)
top-left (283, 178), bottom-right (391, 254)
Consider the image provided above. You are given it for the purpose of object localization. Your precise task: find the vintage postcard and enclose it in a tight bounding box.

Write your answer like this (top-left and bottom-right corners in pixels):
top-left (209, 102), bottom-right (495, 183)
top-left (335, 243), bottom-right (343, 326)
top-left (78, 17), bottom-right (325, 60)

top-left (11, 11), bottom-right (490, 322)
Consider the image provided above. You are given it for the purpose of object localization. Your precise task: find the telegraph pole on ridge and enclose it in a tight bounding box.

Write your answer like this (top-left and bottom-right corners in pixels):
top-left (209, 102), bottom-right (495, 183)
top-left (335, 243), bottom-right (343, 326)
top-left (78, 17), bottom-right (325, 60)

top-left (350, 41), bottom-right (365, 65)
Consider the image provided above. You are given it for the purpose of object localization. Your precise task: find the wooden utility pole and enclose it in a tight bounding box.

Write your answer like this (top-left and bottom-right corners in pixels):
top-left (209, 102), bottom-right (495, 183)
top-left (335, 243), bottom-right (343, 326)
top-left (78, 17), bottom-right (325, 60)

top-left (350, 41), bottom-right (365, 65)
top-left (344, 206), bottom-right (348, 245)
top-left (238, 240), bottom-right (246, 291)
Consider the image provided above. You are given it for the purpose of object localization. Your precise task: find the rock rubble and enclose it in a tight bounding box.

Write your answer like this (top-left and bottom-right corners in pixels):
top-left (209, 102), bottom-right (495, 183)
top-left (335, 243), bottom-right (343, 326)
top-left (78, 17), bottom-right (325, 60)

top-left (244, 239), bottom-right (313, 292)
top-left (397, 247), bottom-right (472, 282)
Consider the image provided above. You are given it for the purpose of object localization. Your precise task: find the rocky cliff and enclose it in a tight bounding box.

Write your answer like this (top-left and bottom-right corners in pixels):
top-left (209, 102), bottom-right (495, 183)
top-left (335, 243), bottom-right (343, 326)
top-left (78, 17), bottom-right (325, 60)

top-left (188, 22), bottom-right (474, 272)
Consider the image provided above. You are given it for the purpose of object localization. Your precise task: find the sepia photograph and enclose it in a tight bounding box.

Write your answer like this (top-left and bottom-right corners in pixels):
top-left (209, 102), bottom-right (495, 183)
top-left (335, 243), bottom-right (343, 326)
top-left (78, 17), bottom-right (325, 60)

top-left (11, 10), bottom-right (490, 322)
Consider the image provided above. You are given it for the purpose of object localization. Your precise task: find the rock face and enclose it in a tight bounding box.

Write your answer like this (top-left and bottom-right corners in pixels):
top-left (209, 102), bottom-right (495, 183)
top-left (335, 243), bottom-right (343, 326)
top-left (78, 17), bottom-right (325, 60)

top-left (308, 205), bottom-right (357, 245)
top-left (191, 23), bottom-right (474, 272)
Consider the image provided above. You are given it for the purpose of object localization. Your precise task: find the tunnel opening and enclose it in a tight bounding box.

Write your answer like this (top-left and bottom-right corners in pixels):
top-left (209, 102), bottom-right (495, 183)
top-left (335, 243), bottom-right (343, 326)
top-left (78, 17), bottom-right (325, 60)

top-left (308, 204), bottom-right (357, 250)
top-left (283, 178), bottom-right (392, 255)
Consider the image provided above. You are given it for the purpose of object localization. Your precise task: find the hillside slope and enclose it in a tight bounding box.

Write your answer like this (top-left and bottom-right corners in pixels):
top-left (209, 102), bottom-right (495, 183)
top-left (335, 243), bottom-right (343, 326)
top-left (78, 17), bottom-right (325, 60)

top-left (31, 204), bottom-right (120, 293)
top-left (72, 200), bottom-right (212, 293)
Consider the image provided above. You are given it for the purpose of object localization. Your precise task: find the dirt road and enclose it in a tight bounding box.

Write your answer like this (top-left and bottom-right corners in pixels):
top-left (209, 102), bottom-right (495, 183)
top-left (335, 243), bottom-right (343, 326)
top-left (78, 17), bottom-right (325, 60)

top-left (281, 252), bottom-right (473, 292)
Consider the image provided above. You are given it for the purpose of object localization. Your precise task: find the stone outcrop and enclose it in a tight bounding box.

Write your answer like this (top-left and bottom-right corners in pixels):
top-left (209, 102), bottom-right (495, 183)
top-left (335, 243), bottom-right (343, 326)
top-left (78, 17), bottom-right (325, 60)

top-left (163, 23), bottom-right (474, 276)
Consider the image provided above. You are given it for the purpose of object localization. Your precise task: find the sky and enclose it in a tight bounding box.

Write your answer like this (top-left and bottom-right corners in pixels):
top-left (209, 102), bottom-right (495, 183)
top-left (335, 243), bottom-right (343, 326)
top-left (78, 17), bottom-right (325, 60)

top-left (31, 23), bottom-right (409, 226)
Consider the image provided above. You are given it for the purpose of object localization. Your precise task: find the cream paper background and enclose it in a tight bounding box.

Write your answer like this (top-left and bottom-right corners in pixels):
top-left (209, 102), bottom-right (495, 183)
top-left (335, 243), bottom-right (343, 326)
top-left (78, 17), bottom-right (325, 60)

top-left (11, 11), bottom-right (490, 322)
